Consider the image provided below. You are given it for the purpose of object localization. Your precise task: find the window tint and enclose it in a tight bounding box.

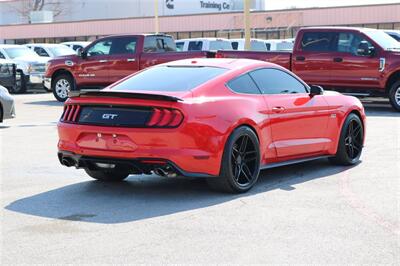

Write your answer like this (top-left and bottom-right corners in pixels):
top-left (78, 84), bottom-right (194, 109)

top-left (73, 45), bottom-right (83, 51)
top-left (87, 39), bottom-right (112, 56)
top-left (265, 43), bottom-right (271, 51)
top-left (249, 68), bottom-right (307, 94)
top-left (209, 41), bottom-right (232, 50)
top-left (0, 51), bottom-right (5, 59)
top-left (34, 47), bottom-right (49, 57)
top-left (337, 33), bottom-right (374, 56)
top-left (143, 36), bottom-right (176, 53)
top-left (227, 74), bottom-right (260, 94)
top-left (188, 41), bottom-right (203, 51)
top-left (112, 66), bottom-right (228, 92)
top-left (176, 42), bottom-right (184, 51)
top-left (301, 32), bottom-right (337, 52)
top-left (231, 42), bottom-right (239, 50)
top-left (109, 37), bottom-right (137, 55)
top-left (388, 33), bottom-right (400, 42)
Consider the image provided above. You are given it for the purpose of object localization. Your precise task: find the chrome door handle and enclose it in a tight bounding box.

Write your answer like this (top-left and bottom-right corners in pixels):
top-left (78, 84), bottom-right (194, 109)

top-left (272, 106), bottom-right (285, 113)
top-left (99, 60), bottom-right (108, 63)
top-left (127, 58), bottom-right (136, 62)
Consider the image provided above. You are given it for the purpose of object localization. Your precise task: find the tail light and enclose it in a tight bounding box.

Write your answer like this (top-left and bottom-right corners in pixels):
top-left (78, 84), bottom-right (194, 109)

top-left (146, 108), bottom-right (183, 128)
top-left (61, 104), bottom-right (81, 123)
top-left (215, 52), bottom-right (224, 58)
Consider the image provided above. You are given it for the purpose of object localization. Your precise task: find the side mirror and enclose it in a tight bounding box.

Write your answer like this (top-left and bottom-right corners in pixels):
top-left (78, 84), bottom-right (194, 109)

top-left (77, 48), bottom-right (87, 59)
top-left (357, 41), bottom-right (374, 57)
top-left (309, 85), bottom-right (324, 97)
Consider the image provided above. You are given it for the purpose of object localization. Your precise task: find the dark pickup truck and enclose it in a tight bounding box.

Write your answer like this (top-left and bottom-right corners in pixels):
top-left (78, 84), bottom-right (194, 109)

top-left (44, 34), bottom-right (214, 101)
top-left (217, 27), bottom-right (400, 111)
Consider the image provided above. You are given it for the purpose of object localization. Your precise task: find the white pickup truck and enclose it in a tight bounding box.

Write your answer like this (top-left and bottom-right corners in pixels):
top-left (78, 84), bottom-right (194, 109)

top-left (175, 38), bottom-right (232, 51)
top-left (0, 45), bottom-right (49, 93)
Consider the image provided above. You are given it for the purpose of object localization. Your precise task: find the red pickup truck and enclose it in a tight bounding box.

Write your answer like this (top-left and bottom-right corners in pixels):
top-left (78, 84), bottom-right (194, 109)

top-left (217, 27), bottom-right (400, 111)
top-left (44, 34), bottom-right (214, 101)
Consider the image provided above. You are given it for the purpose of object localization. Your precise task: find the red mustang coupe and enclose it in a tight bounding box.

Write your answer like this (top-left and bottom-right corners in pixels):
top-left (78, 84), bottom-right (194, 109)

top-left (58, 58), bottom-right (366, 193)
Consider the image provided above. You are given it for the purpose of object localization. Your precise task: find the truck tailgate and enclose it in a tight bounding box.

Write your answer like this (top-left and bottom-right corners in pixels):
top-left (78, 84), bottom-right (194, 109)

top-left (139, 51), bottom-right (215, 69)
top-left (216, 50), bottom-right (292, 70)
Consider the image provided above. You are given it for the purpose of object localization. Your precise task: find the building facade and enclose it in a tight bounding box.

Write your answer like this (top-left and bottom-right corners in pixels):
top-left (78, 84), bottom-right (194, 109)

top-left (0, 2), bottom-right (399, 44)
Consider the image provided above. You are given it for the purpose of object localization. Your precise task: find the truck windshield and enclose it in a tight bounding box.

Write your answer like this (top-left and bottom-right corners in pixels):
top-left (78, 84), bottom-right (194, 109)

top-left (209, 41), bottom-right (232, 50)
top-left (111, 66), bottom-right (228, 92)
top-left (49, 46), bottom-right (75, 56)
top-left (363, 30), bottom-right (400, 50)
top-left (4, 47), bottom-right (39, 59)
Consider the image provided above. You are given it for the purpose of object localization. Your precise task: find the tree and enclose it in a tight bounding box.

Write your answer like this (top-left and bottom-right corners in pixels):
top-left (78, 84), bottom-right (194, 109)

top-left (7, 0), bottom-right (69, 23)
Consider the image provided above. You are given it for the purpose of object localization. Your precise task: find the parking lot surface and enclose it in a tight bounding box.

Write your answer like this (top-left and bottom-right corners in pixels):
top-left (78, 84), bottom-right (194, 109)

top-left (1, 93), bottom-right (399, 264)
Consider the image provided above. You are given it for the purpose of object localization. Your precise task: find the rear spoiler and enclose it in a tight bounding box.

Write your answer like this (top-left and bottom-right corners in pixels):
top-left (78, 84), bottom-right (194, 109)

top-left (68, 90), bottom-right (183, 102)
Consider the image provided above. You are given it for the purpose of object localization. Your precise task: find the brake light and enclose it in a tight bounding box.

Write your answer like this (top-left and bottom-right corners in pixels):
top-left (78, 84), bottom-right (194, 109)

top-left (146, 108), bottom-right (183, 128)
top-left (61, 104), bottom-right (81, 123)
top-left (215, 53), bottom-right (224, 58)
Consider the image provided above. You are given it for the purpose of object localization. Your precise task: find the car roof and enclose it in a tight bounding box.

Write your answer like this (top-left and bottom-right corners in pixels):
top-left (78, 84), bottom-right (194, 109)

top-left (25, 43), bottom-right (69, 47)
top-left (300, 26), bottom-right (382, 33)
top-left (176, 38), bottom-right (230, 42)
top-left (0, 44), bottom-right (28, 48)
top-left (162, 58), bottom-right (277, 70)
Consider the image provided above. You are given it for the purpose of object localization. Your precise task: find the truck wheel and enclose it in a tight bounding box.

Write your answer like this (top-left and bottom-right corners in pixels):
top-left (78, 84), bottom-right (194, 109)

top-left (52, 74), bottom-right (75, 102)
top-left (207, 126), bottom-right (261, 193)
top-left (84, 168), bottom-right (129, 182)
top-left (329, 113), bottom-right (364, 165)
top-left (389, 81), bottom-right (400, 111)
top-left (9, 71), bottom-right (26, 94)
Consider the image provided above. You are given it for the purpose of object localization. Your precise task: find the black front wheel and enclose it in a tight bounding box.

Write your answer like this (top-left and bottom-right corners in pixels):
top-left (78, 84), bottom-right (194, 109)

top-left (207, 126), bottom-right (261, 193)
top-left (9, 71), bottom-right (26, 94)
top-left (329, 113), bottom-right (364, 165)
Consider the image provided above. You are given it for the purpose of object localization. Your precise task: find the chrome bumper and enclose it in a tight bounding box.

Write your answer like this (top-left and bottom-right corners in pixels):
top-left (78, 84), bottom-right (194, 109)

top-left (43, 77), bottom-right (51, 90)
top-left (29, 73), bottom-right (45, 84)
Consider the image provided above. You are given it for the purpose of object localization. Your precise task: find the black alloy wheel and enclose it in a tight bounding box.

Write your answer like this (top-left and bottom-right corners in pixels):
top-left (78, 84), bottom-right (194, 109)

top-left (207, 126), bottom-right (260, 193)
top-left (329, 113), bottom-right (364, 165)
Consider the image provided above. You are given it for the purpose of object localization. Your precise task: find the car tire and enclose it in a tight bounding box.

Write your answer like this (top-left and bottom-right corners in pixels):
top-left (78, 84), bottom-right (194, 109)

top-left (207, 126), bottom-right (261, 193)
top-left (84, 168), bottom-right (129, 182)
top-left (388, 80), bottom-right (400, 112)
top-left (9, 70), bottom-right (26, 94)
top-left (52, 74), bottom-right (75, 102)
top-left (329, 113), bottom-right (364, 166)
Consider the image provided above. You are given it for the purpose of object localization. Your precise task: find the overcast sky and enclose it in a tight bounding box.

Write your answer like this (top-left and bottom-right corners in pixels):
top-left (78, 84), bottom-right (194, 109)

top-left (264, 0), bottom-right (400, 10)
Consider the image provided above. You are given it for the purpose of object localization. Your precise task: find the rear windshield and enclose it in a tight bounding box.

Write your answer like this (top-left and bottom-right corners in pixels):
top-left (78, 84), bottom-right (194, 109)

top-left (112, 66), bottom-right (228, 92)
top-left (209, 41), bottom-right (232, 50)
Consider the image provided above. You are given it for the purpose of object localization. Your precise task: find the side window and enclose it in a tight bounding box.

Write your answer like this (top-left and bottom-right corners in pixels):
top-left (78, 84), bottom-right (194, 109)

top-left (301, 32), bottom-right (337, 52)
top-left (231, 42), bottom-right (238, 50)
top-left (87, 39), bottom-right (112, 56)
top-left (144, 36), bottom-right (175, 53)
top-left (73, 45), bottom-right (82, 51)
top-left (227, 74), bottom-right (260, 94)
top-left (176, 42), bottom-right (184, 51)
top-left (249, 68), bottom-right (307, 95)
top-left (337, 33), bottom-right (374, 56)
top-left (34, 47), bottom-right (49, 57)
top-left (0, 51), bottom-right (5, 59)
top-left (188, 41), bottom-right (203, 51)
top-left (109, 37), bottom-right (137, 55)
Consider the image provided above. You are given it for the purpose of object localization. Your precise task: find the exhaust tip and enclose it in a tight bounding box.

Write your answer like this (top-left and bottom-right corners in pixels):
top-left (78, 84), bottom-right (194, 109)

top-left (62, 157), bottom-right (75, 167)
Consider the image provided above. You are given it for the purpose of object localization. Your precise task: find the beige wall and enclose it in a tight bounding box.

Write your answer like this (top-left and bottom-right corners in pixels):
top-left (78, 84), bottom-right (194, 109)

top-left (1, 3), bottom-right (400, 40)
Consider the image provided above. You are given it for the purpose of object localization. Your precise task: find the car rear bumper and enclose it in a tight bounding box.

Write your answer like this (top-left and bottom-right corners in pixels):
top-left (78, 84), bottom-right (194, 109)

top-left (57, 122), bottom-right (224, 177)
top-left (1, 93), bottom-right (15, 121)
top-left (28, 73), bottom-right (45, 84)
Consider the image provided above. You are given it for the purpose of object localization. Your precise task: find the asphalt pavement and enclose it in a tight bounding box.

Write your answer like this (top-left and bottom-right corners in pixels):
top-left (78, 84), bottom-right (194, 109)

top-left (1, 93), bottom-right (399, 264)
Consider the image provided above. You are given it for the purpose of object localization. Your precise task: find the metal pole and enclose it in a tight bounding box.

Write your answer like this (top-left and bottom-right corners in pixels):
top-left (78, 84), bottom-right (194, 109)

top-left (154, 0), bottom-right (159, 34)
top-left (244, 0), bottom-right (251, 50)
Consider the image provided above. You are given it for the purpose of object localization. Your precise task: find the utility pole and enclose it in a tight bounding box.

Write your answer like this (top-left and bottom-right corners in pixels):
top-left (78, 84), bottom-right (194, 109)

top-left (154, 0), bottom-right (159, 34)
top-left (244, 0), bottom-right (251, 50)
